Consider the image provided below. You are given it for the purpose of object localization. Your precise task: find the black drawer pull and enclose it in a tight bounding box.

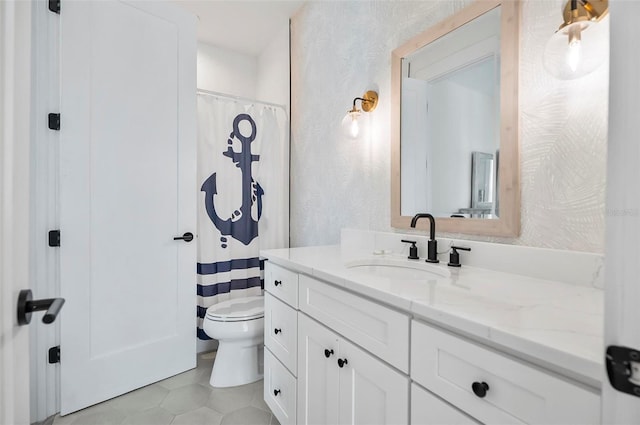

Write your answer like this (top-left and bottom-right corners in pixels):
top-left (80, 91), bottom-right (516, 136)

top-left (337, 358), bottom-right (348, 368)
top-left (274, 328), bottom-right (282, 335)
top-left (274, 280), bottom-right (282, 286)
top-left (273, 389), bottom-right (281, 396)
top-left (472, 381), bottom-right (489, 398)
top-left (324, 349), bottom-right (334, 358)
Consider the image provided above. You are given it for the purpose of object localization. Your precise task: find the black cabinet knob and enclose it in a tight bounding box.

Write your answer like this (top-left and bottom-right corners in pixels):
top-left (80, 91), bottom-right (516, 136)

top-left (337, 358), bottom-right (348, 368)
top-left (274, 328), bottom-right (282, 335)
top-left (472, 381), bottom-right (489, 398)
top-left (274, 280), bottom-right (282, 286)
top-left (324, 349), bottom-right (334, 358)
top-left (173, 232), bottom-right (194, 242)
top-left (273, 389), bottom-right (281, 396)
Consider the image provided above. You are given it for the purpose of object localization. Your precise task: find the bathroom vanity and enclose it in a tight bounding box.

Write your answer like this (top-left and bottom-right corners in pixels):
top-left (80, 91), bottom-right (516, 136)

top-left (261, 230), bottom-right (603, 425)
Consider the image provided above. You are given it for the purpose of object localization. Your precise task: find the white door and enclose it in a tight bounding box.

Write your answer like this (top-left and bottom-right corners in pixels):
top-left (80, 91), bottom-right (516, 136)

top-left (603, 0), bottom-right (640, 422)
top-left (297, 314), bottom-right (340, 425)
top-left (59, 0), bottom-right (196, 414)
top-left (337, 337), bottom-right (409, 425)
top-left (0, 1), bottom-right (32, 423)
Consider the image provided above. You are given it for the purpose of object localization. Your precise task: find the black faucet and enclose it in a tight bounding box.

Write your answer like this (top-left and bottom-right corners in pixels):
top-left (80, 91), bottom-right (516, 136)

top-left (410, 213), bottom-right (439, 263)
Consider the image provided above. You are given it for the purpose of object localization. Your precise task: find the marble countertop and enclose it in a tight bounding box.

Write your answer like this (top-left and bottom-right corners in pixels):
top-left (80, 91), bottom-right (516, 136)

top-left (260, 245), bottom-right (604, 388)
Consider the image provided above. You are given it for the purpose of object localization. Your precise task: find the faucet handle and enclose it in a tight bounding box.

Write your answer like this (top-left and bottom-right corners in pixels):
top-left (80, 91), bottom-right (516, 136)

top-left (448, 246), bottom-right (471, 268)
top-left (401, 240), bottom-right (419, 260)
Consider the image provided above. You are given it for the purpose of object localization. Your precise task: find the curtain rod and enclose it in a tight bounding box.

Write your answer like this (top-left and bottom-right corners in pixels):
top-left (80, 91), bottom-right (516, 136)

top-left (197, 89), bottom-right (287, 111)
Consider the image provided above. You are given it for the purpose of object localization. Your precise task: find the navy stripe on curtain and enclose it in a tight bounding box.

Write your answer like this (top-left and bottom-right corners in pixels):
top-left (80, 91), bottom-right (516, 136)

top-left (197, 257), bottom-right (262, 275)
top-left (197, 276), bottom-right (262, 298)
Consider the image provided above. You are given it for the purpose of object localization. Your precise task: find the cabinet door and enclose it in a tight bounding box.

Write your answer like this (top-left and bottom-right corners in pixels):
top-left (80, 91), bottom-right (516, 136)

top-left (265, 262), bottom-right (299, 307)
top-left (412, 321), bottom-right (600, 424)
top-left (337, 337), bottom-right (409, 425)
top-left (298, 314), bottom-right (340, 425)
top-left (264, 350), bottom-right (297, 425)
top-left (298, 275), bottom-right (410, 372)
top-left (412, 383), bottom-right (480, 425)
top-left (265, 293), bottom-right (298, 374)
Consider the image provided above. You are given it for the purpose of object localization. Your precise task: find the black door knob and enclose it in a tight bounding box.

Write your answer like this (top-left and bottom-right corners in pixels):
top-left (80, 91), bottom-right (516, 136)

top-left (17, 289), bottom-right (66, 325)
top-left (472, 381), bottom-right (489, 398)
top-left (337, 358), bottom-right (348, 368)
top-left (173, 232), bottom-right (194, 242)
top-left (274, 280), bottom-right (282, 286)
top-left (274, 328), bottom-right (282, 334)
top-left (324, 349), bottom-right (334, 358)
top-left (273, 389), bottom-right (281, 396)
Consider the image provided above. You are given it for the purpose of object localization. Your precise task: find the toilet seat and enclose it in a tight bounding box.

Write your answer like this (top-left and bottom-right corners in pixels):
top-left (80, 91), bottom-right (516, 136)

top-left (205, 295), bottom-right (264, 322)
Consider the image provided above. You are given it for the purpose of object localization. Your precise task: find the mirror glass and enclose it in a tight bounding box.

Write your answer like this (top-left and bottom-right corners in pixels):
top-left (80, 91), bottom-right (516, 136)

top-left (400, 6), bottom-right (501, 219)
top-left (391, 0), bottom-right (520, 237)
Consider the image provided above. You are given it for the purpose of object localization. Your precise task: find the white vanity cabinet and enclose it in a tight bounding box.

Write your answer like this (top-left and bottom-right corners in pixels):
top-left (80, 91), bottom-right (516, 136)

top-left (297, 313), bottom-right (409, 425)
top-left (263, 260), bottom-right (600, 425)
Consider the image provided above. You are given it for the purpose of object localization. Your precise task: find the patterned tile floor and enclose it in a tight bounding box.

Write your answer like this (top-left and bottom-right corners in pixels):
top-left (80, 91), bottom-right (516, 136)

top-left (52, 352), bottom-right (279, 425)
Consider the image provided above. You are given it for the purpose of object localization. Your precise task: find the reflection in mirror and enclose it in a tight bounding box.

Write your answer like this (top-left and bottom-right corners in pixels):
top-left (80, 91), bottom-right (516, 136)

top-left (467, 151), bottom-right (497, 218)
top-left (400, 6), bottom-right (500, 219)
top-left (391, 0), bottom-right (520, 237)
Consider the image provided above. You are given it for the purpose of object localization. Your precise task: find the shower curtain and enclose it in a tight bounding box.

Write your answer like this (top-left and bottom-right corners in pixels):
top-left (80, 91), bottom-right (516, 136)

top-left (196, 93), bottom-right (289, 340)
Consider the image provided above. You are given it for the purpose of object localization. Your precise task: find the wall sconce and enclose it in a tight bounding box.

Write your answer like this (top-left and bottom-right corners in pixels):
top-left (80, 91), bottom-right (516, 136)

top-left (543, 0), bottom-right (609, 80)
top-left (341, 91), bottom-right (379, 139)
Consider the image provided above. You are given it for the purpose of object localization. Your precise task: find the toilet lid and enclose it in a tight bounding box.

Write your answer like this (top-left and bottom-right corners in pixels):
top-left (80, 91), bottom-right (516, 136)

top-left (205, 296), bottom-right (264, 322)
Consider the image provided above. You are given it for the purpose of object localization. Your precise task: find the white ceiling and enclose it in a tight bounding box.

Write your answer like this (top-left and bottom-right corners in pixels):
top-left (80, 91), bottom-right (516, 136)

top-left (174, 1), bottom-right (304, 56)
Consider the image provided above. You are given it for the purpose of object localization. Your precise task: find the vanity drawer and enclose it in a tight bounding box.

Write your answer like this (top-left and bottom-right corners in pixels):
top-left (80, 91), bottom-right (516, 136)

top-left (264, 293), bottom-right (298, 375)
top-left (298, 275), bottom-right (410, 372)
top-left (411, 320), bottom-right (600, 425)
top-left (264, 349), bottom-right (297, 425)
top-left (265, 263), bottom-right (299, 308)
top-left (411, 383), bottom-right (480, 425)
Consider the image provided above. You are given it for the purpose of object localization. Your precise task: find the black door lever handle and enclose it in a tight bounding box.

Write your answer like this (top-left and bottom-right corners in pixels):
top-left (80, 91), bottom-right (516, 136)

top-left (17, 289), bottom-right (65, 325)
top-left (173, 232), bottom-right (194, 242)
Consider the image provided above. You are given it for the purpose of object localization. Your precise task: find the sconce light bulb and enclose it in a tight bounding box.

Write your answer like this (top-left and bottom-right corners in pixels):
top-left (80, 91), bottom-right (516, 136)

top-left (349, 117), bottom-right (359, 138)
top-left (566, 24), bottom-right (582, 73)
top-left (341, 110), bottom-right (361, 140)
top-left (543, 14), bottom-right (608, 80)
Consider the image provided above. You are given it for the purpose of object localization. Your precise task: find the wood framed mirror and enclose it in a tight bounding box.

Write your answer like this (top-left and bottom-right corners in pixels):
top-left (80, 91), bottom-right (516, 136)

top-left (391, 0), bottom-right (520, 237)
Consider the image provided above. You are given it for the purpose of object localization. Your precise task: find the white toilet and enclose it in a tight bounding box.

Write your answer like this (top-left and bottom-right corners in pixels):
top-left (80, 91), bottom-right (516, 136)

top-left (202, 295), bottom-right (265, 388)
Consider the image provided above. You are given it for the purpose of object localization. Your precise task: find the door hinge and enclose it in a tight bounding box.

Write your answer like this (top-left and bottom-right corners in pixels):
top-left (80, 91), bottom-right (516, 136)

top-left (48, 346), bottom-right (60, 364)
top-left (48, 230), bottom-right (60, 247)
top-left (606, 345), bottom-right (640, 397)
top-left (48, 0), bottom-right (60, 14)
top-left (48, 113), bottom-right (60, 131)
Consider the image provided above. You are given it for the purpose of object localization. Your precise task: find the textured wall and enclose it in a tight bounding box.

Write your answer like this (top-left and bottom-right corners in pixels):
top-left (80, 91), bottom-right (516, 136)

top-left (290, 0), bottom-right (608, 253)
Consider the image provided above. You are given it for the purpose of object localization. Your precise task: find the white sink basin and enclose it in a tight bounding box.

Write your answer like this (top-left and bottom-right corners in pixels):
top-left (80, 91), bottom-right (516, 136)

top-left (345, 257), bottom-right (450, 279)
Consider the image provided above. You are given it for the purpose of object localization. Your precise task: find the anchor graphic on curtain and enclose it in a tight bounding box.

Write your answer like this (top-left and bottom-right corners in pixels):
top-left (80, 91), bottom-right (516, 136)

top-left (201, 113), bottom-right (264, 246)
